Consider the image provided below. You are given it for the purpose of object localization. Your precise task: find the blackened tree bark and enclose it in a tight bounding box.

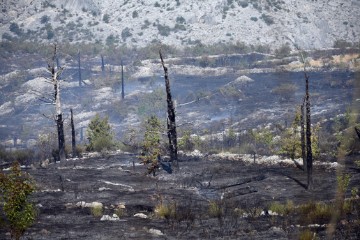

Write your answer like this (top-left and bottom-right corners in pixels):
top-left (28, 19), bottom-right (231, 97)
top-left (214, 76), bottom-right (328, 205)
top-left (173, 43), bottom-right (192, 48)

top-left (56, 114), bottom-right (65, 161)
top-left (159, 50), bottom-right (178, 167)
top-left (300, 98), bottom-right (306, 171)
top-left (101, 55), bottom-right (105, 72)
top-left (70, 109), bottom-right (76, 157)
top-left (121, 60), bottom-right (125, 100)
top-left (78, 51), bottom-right (82, 87)
top-left (355, 126), bottom-right (360, 141)
top-left (305, 72), bottom-right (313, 190)
top-left (48, 45), bottom-right (65, 161)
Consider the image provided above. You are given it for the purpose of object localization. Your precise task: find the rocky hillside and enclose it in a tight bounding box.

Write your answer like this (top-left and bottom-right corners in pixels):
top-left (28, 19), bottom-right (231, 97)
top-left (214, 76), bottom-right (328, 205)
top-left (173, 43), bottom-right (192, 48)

top-left (0, 0), bottom-right (359, 49)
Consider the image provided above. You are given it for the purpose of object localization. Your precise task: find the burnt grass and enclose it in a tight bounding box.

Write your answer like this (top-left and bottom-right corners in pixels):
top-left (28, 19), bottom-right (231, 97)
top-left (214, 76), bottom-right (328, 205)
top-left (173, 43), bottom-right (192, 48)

top-left (1, 153), bottom-right (359, 239)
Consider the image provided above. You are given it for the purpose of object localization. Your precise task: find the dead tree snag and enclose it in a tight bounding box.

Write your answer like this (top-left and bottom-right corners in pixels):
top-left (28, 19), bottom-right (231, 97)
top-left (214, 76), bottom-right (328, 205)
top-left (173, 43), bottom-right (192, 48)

top-left (48, 45), bottom-right (65, 161)
top-left (70, 108), bottom-right (76, 157)
top-left (355, 126), bottom-right (360, 141)
top-left (101, 55), bottom-right (105, 72)
top-left (300, 97), bottom-right (306, 170)
top-left (78, 51), bottom-right (82, 87)
top-left (121, 60), bottom-right (125, 100)
top-left (160, 50), bottom-right (178, 167)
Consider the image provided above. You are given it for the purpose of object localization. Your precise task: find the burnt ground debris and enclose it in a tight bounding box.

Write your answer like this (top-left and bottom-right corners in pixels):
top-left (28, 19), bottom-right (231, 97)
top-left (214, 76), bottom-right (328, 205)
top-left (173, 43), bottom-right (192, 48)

top-left (1, 153), bottom-right (359, 239)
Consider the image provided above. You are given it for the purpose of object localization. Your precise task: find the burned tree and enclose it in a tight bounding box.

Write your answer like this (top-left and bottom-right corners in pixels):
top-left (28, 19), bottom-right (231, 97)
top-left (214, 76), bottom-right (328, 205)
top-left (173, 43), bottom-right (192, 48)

top-left (297, 50), bottom-right (313, 190)
top-left (305, 72), bottom-right (313, 189)
top-left (70, 109), bottom-right (76, 157)
top-left (300, 97), bottom-right (306, 170)
top-left (355, 126), bottom-right (360, 141)
top-left (159, 50), bottom-right (178, 167)
top-left (101, 54), bottom-right (105, 72)
top-left (121, 60), bottom-right (125, 100)
top-left (78, 51), bottom-right (82, 87)
top-left (47, 45), bottom-right (65, 161)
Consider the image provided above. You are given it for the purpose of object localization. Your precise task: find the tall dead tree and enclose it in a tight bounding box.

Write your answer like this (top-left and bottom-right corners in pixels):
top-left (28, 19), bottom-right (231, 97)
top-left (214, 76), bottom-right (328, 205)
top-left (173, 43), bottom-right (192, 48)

top-left (78, 51), bottom-right (82, 87)
top-left (159, 50), bottom-right (178, 167)
top-left (48, 45), bottom-right (66, 161)
top-left (121, 60), bottom-right (125, 100)
top-left (70, 109), bottom-right (76, 157)
top-left (300, 97), bottom-right (306, 170)
top-left (305, 72), bottom-right (313, 189)
top-left (299, 51), bottom-right (313, 190)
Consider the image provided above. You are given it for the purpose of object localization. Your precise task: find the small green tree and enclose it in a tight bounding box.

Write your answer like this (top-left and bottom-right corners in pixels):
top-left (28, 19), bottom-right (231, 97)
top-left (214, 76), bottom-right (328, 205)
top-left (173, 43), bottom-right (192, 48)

top-left (86, 114), bottom-right (114, 152)
top-left (140, 116), bottom-right (163, 176)
top-left (0, 162), bottom-right (36, 240)
top-left (279, 109), bottom-right (320, 161)
top-left (178, 130), bottom-right (195, 152)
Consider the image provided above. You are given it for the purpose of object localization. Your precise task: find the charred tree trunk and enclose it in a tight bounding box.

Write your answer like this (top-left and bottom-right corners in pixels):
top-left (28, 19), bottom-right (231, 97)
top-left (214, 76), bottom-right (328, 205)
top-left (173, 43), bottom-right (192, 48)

top-left (101, 55), bottom-right (105, 72)
top-left (355, 126), bottom-right (360, 141)
top-left (56, 114), bottom-right (65, 161)
top-left (305, 73), bottom-right (313, 190)
top-left (70, 109), bottom-right (76, 157)
top-left (121, 60), bottom-right (125, 100)
top-left (49, 45), bottom-right (65, 161)
top-left (78, 51), bottom-right (82, 87)
top-left (300, 98), bottom-right (306, 171)
top-left (160, 50), bottom-right (178, 167)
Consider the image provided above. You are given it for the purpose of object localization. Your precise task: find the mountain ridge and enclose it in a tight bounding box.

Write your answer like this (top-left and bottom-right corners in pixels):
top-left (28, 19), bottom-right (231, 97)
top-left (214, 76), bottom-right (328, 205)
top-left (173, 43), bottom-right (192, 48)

top-left (0, 0), bottom-right (359, 50)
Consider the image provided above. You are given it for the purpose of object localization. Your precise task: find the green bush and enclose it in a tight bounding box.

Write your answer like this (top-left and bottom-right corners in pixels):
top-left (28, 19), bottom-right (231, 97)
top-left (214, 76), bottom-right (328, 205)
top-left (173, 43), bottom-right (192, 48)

top-left (268, 200), bottom-right (294, 215)
top-left (261, 14), bottom-right (274, 25)
top-left (86, 114), bottom-right (114, 152)
top-left (121, 27), bottom-right (132, 41)
top-left (299, 202), bottom-right (333, 224)
top-left (90, 204), bottom-right (103, 217)
top-left (0, 162), bottom-right (36, 240)
top-left (0, 147), bottom-right (35, 165)
top-left (139, 116), bottom-right (163, 176)
top-left (299, 229), bottom-right (316, 240)
top-left (9, 23), bottom-right (23, 36)
top-left (132, 10), bottom-right (138, 18)
top-left (275, 44), bottom-right (291, 58)
top-left (155, 202), bottom-right (176, 220)
top-left (176, 16), bottom-right (186, 24)
top-left (208, 201), bottom-right (223, 219)
top-left (40, 15), bottom-right (50, 24)
top-left (103, 14), bottom-right (110, 23)
top-left (157, 24), bottom-right (171, 36)
top-left (178, 130), bottom-right (195, 152)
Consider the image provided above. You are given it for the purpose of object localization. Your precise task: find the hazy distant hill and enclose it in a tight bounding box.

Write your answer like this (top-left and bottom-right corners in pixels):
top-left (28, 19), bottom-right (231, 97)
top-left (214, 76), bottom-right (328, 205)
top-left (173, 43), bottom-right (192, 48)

top-left (0, 0), bottom-right (359, 49)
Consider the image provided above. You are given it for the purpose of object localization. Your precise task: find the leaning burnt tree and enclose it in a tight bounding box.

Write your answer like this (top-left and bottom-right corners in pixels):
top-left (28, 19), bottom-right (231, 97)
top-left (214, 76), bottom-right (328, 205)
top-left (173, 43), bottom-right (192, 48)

top-left (159, 50), bottom-right (178, 167)
top-left (48, 45), bottom-right (66, 161)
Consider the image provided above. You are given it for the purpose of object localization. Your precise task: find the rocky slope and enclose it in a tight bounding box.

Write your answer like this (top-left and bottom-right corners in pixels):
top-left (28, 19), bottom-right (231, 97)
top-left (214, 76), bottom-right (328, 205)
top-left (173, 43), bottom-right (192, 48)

top-left (0, 0), bottom-right (359, 49)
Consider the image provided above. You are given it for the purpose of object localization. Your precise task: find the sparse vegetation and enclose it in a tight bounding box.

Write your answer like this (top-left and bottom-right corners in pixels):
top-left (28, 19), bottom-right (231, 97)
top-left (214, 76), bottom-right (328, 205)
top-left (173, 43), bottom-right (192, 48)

top-left (86, 114), bottom-right (114, 152)
top-left (121, 27), bottom-right (132, 41)
top-left (102, 14), bottom-right (110, 23)
top-left (0, 162), bottom-right (36, 240)
top-left (90, 204), bottom-right (103, 217)
top-left (268, 200), bottom-right (294, 215)
top-left (261, 13), bottom-right (275, 25)
top-left (140, 116), bottom-right (163, 176)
